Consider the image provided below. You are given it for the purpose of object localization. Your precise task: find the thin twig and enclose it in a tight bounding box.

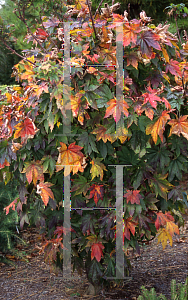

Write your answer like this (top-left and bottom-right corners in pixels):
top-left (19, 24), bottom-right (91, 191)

top-left (128, 3), bottom-right (130, 20)
top-left (94, 0), bottom-right (104, 19)
top-left (174, 15), bottom-right (182, 44)
top-left (38, 8), bottom-right (60, 50)
top-left (0, 38), bottom-right (36, 66)
top-left (86, 0), bottom-right (98, 40)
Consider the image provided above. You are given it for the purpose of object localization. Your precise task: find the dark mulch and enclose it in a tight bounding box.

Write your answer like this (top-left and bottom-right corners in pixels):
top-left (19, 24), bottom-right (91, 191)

top-left (0, 215), bottom-right (188, 300)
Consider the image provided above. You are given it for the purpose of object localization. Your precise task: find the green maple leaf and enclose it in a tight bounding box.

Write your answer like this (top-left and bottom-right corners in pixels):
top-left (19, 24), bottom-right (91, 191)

top-left (78, 132), bottom-right (98, 155)
top-left (71, 175), bottom-right (90, 196)
top-left (150, 173), bottom-right (173, 200)
top-left (168, 155), bottom-right (187, 181)
top-left (146, 146), bottom-right (171, 169)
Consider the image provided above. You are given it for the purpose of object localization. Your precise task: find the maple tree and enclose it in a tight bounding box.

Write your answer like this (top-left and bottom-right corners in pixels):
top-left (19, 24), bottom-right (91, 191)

top-left (1, 0), bottom-right (188, 294)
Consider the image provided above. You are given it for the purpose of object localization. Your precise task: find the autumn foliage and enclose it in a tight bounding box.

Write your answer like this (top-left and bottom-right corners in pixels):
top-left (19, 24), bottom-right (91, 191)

top-left (1, 0), bottom-right (188, 289)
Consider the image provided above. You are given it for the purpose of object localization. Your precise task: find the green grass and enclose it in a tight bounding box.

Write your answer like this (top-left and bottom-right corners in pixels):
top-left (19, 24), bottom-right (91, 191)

top-left (0, 84), bottom-right (19, 94)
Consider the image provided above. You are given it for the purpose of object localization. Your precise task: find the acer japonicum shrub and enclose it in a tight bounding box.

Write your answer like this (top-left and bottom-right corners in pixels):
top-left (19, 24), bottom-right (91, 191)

top-left (1, 0), bottom-right (188, 292)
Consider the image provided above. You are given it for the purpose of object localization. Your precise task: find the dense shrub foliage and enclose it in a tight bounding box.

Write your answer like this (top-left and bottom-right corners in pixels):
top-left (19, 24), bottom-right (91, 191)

top-left (1, 0), bottom-right (188, 291)
top-left (0, 180), bottom-right (19, 255)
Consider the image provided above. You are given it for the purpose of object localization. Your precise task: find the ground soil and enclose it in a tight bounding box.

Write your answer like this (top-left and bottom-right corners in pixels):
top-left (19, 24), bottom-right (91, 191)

top-left (0, 215), bottom-right (188, 300)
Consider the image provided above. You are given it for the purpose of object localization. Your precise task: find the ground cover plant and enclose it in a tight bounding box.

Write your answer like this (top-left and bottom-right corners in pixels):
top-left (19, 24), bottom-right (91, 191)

top-left (0, 0), bottom-right (188, 295)
top-left (138, 277), bottom-right (188, 300)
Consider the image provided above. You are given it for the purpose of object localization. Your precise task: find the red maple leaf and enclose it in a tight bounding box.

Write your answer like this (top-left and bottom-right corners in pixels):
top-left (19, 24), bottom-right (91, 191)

top-left (35, 28), bottom-right (49, 40)
top-left (138, 30), bottom-right (161, 58)
top-left (88, 184), bottom-right (104, 205)
top-left (166, 59), bottom-right (181, 77)
top-left (124, 190), bottom-right (142, 204)
top-left (54, 226), bottom-right (75, 238)
top-left (91, 242), bottom-right (105, 262)
top-left (142, 86), bottom-right (162, 109)
top-left (155, 211), bottom-right (174, 230)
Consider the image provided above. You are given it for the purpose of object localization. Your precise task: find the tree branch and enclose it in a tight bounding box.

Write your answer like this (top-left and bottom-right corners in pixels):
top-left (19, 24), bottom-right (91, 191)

top-left (86, 0), bottom-right (98, 40)
top-left (0, 38), bottom-right (36, 66)
top-left (16, 3), bottom-right (48, 54)
top-left (94, 0), bottom-right (104, 19)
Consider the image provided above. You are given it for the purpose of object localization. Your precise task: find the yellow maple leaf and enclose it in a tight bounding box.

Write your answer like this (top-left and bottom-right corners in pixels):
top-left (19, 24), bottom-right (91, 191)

top-left (162, 46), bottom-right (169, 63)
top-left (90, 157), bottom-right (107, 181)
top-left (91, 125), bottom-right (116, 143)
top-left (166, 221), bottom-right (179, 236)
top-left (115, 125), bottom-right (130, 143)
top-left (157, 227), bottom-right (173, 250)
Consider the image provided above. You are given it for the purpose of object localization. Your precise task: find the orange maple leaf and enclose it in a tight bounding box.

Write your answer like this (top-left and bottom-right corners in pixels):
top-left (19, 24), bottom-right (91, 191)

top-left (14, 117), bottom-right (38, 144)
top-left (168, 115), bottom-right (188, 140)
top-left (91, 242), bottom-right (105, 262)
top-left (71, 91), bottom-right (89, 125)
top-left (146, 110), bottom-right (171, 144)
top-left (4, 197), bottom-right (19, 215)
top-left (36, 182), bottom-right (54, 206)
top-left (104, 97), bottom-right (129, 123)
top-left (20, 64), bottom-right (35, 82)
top-left (56, 142), bottom-right (87, 176)
top-left (126, 51), bottom-right (139, 69)
top-left (155, 211), bottom-right (174, 230)
top-left (115, 20), bottom-right (141, 47)
top-left (0, 158), bottom-right (10, 169)
top-left (34, 82), bottom-right (49, 99)
top-left (22, 161), bottom-right (44, 186)
top-left (123, 217), bottom-right (138, 241)
top-left (91, 125), bottom-right (116, 143)
top-left (124, 190), bottom-right (142, 204)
